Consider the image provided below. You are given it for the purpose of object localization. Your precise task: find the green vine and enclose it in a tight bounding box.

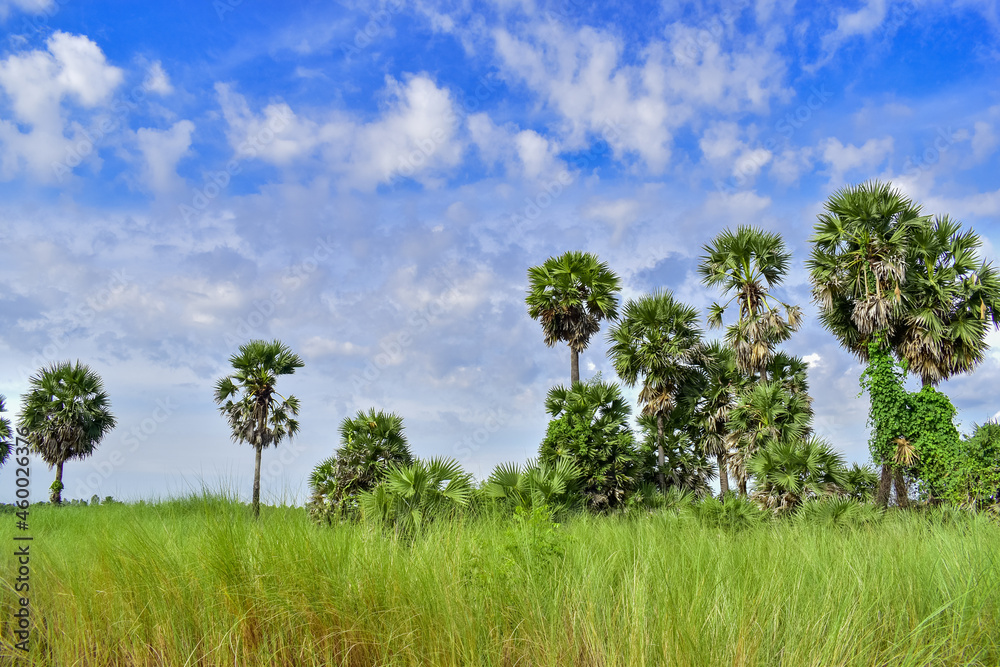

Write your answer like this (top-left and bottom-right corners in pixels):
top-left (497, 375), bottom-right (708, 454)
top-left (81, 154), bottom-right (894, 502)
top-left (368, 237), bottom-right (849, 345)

top-left (908, 386), bottom-right (961, 502)
top-left (859, 335), bottom-right (910, 467)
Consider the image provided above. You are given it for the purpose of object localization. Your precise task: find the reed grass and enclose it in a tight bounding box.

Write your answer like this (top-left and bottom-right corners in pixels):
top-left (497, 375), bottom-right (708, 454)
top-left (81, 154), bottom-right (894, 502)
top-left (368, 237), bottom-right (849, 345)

top-left (1, 494), bottom-right (998, 666)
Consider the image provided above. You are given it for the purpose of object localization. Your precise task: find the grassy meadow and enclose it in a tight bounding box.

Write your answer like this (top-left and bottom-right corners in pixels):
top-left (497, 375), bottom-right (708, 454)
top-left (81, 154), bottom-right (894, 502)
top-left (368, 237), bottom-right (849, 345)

top-left (1, 495), bottom-right (999, 666)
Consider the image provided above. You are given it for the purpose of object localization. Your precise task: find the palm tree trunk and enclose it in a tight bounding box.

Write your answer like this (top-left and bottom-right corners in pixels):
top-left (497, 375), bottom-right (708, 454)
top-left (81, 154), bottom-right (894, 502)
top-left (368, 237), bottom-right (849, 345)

top-left (656, 413), bottom-right (665, 491)
top-left (570, 347), bottom-right (580, 385)
top-left (893, 468), bottom-right (908, 508)
top-left (252, 445), bottom-right (262, 519)
top-left (717, 454), bottom-right (729, 496)
top-left (51, 460), bottom-right (64, 504)
top-left (876, 463), bottom-right (892, 507)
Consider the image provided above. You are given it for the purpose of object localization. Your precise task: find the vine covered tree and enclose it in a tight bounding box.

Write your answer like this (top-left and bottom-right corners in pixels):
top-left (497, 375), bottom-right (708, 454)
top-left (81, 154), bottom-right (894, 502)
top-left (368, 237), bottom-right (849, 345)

top-left (18, 362), bottom-right (117, 504)
top-left (607, 290), bottom-right (705, 490)
top-left (526, 251), bottom-right (621, 384)
top-left (214, 339), bottom-right (303, 518)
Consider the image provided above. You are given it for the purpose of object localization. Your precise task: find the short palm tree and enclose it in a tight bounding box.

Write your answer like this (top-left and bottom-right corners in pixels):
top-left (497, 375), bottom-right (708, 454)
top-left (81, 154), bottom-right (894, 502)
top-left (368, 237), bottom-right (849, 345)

top-left (214, 339), bottom-right (303, 518)
top-left (748, 437), bottom-right (848, 512)
top-left (484, 458), bottom-right (581, 516)
top-left (699, 226), bottom-right (801, 380)
top-left (17, 362), bottom-right (117, 504)
top-left (526, 251), bottom-right (621, 384)
top-left (360, 457), bottom-right (472, 534)
top-left (897, 215), bottom-right (1000, 387)
top-left (607, 290), bottom-right (704, 490)
top-left (309, 409), bottom-right (413, 521)
top-left (728, 380), bottom-right (811, 495)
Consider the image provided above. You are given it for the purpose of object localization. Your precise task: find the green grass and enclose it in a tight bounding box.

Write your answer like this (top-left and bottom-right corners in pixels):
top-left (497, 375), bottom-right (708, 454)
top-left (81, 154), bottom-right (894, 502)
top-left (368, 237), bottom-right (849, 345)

top-left (1, 494), bottom-right (998, 666)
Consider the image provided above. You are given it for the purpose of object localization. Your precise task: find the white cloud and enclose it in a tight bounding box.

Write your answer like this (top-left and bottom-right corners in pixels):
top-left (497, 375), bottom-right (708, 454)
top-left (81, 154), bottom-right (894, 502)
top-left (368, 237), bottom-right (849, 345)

top-left (0, 0), bottom-right (54, 18)
top-left (135, 120), bottom-right (195, 193)
top-left (820, 136), bottom-right (894, 185)
top-left (770, 147), bottom-right (815, 184)
top-left (301, 336), bottom-right (365, 358)
top-left (803, 353), bottom-right (823, 369)
top-left (0, 32), bottom-right (123, 181)
top-left (583, 198), bottom-right (640, 243)
top-left (468, 112), bottom-right (564, 180)
top-left (217, 74), bottom-right (464, 190)
top-left (143, 60), bottom-right (173, 95)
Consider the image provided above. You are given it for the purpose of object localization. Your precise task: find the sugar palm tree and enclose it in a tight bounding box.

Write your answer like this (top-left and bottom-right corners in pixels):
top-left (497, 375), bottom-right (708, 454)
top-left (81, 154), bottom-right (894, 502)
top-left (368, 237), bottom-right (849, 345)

top-left (699, 343), bottom-right (744, 496)
top-left (214, 339), bottom-right (303, 518)
top-left (360, 457), bottom-right (472, 535)
top-left (748, 437), bottom-right (848, 512)
top-left (699, 226), bottom-right (801, 381)
top-left (1, 395), bottom-right (14, 468)
top-left (526, 251), bottom-right (622, 384)
top-left (17, 362), bottom-right (116, 504)
top-left (897, 215), bottom-right (1000, 387)
top-left (607, 290), bottom-right (704, 490)
top-left (308, 409), bottom-right (413, 521)
top-left (728, 380), bottom-right (811, 495)
top-left (807, 180), bottom-right (927, 359)
top-left (807, 181), bottom-right (926, 506)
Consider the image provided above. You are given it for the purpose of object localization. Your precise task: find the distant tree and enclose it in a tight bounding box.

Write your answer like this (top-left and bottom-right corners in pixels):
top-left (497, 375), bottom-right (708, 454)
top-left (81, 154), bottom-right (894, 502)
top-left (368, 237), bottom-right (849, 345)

top-left (637, 413), bottom-right (715, 497)
top-left (607, 290), bottom-right (705, 491)
top-left (748, 437), bottom-right (848, 512)
top-left (539, 378), bottom-right (641, 510)
top-left (526, 251), bottom-right (621, 384)
top-left (0, 395), bottom-right (11, 468)
top-left (214, 339), bottom-right (303, 519)
top-left (18, 362), bottom-right (116, 504)
top-left (699, 343), bottom-right (743, 496)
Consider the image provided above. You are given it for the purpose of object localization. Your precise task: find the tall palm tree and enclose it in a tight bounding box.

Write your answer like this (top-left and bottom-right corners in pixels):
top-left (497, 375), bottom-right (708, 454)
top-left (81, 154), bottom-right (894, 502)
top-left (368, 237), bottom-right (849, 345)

top-left (17, 362), bottom-right (117, 504)
top-left (607, 290), bottom-right (704, 490)
top-left (526, 251), bottom-right (622, 384)
top-left (897, 215), bottom-right (1000, 387)
top-left (699, 226), bottom-right (801, 381)
top-left (807, 180), bottom-right (926, 360)
top-left (807, 181), bottom-right (926, 506)
top-left (1, 395), bottom-right (13, 469)
top-left (214, 339), bottom-right (303, 518)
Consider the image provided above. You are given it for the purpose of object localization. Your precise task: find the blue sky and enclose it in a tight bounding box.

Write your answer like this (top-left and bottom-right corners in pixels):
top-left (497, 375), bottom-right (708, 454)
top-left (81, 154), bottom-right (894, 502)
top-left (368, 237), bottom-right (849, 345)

top-left (1, 0), bottom-right (998, 503)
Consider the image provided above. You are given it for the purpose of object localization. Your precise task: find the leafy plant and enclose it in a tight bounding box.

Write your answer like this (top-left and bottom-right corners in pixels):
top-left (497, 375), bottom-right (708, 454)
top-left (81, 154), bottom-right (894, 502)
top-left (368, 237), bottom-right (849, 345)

top-left (795, 497), bottom-right (882, 528)
top-left (689, 493), bottom-right (768, 531)
top-left (484, 458), bottom-right (582, 517)
top-left (359, 457), bottom-right (472, 536)
top-left (748, 437), bottom-right (848, 512)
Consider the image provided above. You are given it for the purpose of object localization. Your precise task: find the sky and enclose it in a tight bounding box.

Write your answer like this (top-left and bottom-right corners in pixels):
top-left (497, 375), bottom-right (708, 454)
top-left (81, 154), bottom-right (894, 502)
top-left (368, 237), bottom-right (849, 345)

top-left (1, 0), bottom-right (998, 504)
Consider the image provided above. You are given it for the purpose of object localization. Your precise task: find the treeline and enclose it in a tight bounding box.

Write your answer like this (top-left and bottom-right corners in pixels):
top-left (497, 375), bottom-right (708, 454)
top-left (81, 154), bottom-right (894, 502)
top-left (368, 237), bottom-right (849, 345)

top-left (2, 180), bottom-right (998, 522)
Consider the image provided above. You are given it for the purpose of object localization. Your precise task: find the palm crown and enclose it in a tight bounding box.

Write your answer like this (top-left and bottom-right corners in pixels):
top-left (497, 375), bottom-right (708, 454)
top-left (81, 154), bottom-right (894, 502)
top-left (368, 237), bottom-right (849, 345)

top-left (17, 362), bottom-right (117, 503)
top-left (526, 250), bottom-right (621, 384)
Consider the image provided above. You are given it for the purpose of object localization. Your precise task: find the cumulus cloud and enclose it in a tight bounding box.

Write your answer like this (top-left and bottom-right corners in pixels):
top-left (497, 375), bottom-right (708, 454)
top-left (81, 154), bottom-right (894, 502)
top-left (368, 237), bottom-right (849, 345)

top-left (0, 31), bottom-right (123, 181)
top-left (0, 0), bottom-right (54, 19)
top-left (819, 136), bottom-right (894, 185)
top-left (216, 74), bottom-right (464, 190)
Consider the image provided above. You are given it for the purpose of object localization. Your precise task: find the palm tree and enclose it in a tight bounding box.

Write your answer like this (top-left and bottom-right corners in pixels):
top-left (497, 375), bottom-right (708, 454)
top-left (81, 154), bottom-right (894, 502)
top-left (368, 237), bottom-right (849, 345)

top-left (540, 378), bottom-right (640, 510)
top-left (484, 458), bottom-right (582, 516)
top-left (699, 226), bottom-right (801, 381)
top-left (807, 181), bottom-right (926, 506)
top-left (607, 290), bottom-right (704, 490)
top-left (214, 339), bottom-right (303, 518)
top-left (897, 215), bottom-right (1000, 387)
top-left (309, 409), bottom-right (413, 521)
top-left (699, 343), bottom-right (745, 496)
top-left (728, 380), bottom-right (812, 495)
top-left (17, 362), bottom-right (116, 504)
top-left (526, 251), bottom-right (622, 384)
top-left (1, 395), bottom-right (13, 469)
top-left (360, 457), bottom-right (472, 535)
top-left (807, 180), bottom-right (926, 360)
top-left (637, 412), bottom-right (715, 497)
top-left (748, 437), bottom-right (848, 512)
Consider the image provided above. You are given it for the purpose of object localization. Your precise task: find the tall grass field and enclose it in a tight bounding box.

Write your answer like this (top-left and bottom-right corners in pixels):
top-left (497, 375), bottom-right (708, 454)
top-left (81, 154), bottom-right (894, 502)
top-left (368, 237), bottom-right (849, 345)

top-left (2, 495), bottom-right (998, 666)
